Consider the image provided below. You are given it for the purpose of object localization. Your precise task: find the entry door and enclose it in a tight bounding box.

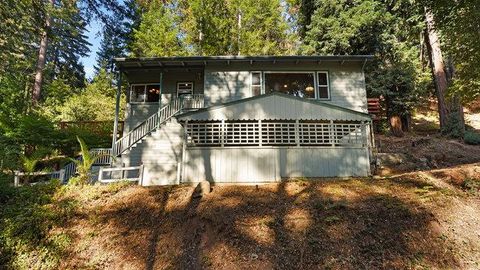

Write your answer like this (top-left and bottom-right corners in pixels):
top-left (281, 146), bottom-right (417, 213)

top-left (177, 82), bottom-right (194, 97)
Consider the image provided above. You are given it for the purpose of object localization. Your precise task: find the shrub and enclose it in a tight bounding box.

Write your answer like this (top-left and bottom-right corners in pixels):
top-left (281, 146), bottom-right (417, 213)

top-left (462, 178), bottom-right (480, 194)
top-left (442, 111), bottom-right (464, 138)
top-left (464, 130), bottom-right (480, 145)
top-left (0, 179), bottom-right (74, 269)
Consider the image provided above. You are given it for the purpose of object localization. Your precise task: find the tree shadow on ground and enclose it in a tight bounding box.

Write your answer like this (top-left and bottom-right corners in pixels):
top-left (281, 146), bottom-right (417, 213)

top-left (73, 178), bottom-right (460, 269)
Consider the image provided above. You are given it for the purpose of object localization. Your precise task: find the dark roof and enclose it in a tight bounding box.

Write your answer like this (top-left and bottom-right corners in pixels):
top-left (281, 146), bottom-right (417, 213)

top-left (114, 55), bottom-right (374, 69)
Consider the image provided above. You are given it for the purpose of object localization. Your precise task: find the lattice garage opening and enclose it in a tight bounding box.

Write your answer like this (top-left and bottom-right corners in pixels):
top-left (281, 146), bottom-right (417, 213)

top-left (184, 120), bottom-right (369, 148)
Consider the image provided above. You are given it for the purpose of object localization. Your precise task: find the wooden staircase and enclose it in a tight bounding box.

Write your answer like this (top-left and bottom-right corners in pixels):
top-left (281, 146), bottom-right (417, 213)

top-left (113, 95), bottom-right (204, 156)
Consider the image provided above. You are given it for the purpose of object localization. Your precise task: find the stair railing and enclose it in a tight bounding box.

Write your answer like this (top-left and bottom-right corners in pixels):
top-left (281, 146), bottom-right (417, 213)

top-left (113, 94), bottom-right (204, 156)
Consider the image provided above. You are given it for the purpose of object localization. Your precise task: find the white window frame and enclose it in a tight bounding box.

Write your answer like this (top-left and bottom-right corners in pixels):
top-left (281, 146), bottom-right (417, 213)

top-left (263, 71), bottom-right (318, 99)
top-left (129, 83), bottom-right (161, 104)
top-left (316, 71), bottom-right (330, 100)
top-left (177, 81), bottom-right (194, 97)
top-left (250, 71), bottom-right (263, 96)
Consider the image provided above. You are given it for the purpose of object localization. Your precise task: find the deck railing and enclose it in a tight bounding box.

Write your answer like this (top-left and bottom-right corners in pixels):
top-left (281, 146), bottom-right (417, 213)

top-left (113, 94), bottom-right (204, 156)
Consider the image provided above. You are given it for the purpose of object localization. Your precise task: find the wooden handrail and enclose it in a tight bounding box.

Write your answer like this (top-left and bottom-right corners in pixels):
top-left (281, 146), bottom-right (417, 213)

top-left (113, 95), bottom-right (204, 156)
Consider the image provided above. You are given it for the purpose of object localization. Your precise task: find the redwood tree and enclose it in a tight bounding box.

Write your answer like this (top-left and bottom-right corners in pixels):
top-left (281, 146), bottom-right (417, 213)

top-left (424, 7), bottom-right (464, 136)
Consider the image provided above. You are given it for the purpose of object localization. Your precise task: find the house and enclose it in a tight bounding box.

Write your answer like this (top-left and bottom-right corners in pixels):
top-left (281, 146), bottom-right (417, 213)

top-left (108, 55), bottom-right (374, 186)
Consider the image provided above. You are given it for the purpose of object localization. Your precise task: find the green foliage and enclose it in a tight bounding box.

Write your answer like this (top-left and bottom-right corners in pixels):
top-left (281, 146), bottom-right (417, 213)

top-left (70, 136), bottom-right (113, 185)
top-left (180, 0), bottom-right (293, 55)
top-left (301, 0), bottom-right (384, 55)
top-left (461, 178), bottom-right (480, 195)
top-left (0, 179), bottom-right (72, 269)
top-left (131, 0), bottom-right (294, 56)
top-left (131, 1), bottom-right (187, 57)
top-left (299, 0), bottom-right (429, 120)
top-left (11, 114), bottom-right (58, 149)
top-left (441, 111), bottom-right (465, 138)
top-left (54, 69), bottom-right (123, 122)
top-left (464, 131), bottom-right (480, 145)
top-left (422, 0), bottom-right (480, 102)
top-left (0, 134), bottom-right (21, 172)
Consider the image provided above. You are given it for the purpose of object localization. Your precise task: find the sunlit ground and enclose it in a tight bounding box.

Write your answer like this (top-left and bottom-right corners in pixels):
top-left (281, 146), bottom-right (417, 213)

top-left (46, 165), bottom-right (480, 270)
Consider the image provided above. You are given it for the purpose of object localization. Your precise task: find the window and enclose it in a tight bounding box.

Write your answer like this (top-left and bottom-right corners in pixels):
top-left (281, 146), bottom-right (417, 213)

top-left (251, 72), bottom-right (262, 96)
top-left (130, 84), bottom-right (160, 103)
top-left (146, 85), bottom-right (160, 102)
top-left (264, 72), bottom-right (315, 98)
top-left (317, 72), bottom-right (330, 99)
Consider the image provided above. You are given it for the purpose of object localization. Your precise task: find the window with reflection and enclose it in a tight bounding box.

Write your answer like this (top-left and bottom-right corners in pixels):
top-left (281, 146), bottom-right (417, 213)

top-left (146, 85), bottom-right (160, 102)
top-left (130, 84), bottom-right (160, 103)
top-left (317, 72), bottom-right (329, 99)
top-left (251, 72), bottom-right (262, 96)
top-left (264, 73), bottom-right (315, 98)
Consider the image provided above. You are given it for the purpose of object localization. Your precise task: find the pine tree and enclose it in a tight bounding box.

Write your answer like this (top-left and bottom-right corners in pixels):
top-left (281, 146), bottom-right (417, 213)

top-left (178, 0), bottom-right (293, 56)
top-left (30, 0), bottom-right (126, 106)
top-left (96, 0), bottom-right (142, 73)
top-left (299, 0), bottom-right (429, 133)
top-left (131, 0), bottom-right (187, 57)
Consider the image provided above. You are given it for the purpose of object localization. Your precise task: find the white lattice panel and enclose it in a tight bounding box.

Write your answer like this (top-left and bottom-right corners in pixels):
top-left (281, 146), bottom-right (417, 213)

top-left (334, 124), bottom-right (363, 145)
top-left (224, 122), bottom-right (259, 145)
top-left (185, 121), bottom-right (366, 147)
top-left (298, 123), bottom-right (332, 145)
top-left (186, 122), bottom-right (222, 145)
top-left (261, 122), bottom-right (296, 145)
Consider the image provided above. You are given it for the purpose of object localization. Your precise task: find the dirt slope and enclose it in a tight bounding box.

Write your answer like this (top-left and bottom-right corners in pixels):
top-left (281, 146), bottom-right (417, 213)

top-left (53, 164), bottom-right (480, 270)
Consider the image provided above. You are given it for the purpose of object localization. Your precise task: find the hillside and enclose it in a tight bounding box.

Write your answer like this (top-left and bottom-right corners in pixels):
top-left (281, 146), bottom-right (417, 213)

top-left (64, 169), bottom-right (480, 269)
top-left (2, 161), bottom-right (479, 269)
top-left (2, 102), bottom-right (480, 270)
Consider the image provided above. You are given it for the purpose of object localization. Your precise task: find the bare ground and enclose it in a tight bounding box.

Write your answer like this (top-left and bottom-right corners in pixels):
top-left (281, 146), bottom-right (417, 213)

top-left (52, 162), bottom-right (480, 270)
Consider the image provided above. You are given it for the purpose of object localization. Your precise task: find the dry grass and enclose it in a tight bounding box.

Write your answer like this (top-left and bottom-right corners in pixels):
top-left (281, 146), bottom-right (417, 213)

top-left (47, 166), bottom-right (480, 270)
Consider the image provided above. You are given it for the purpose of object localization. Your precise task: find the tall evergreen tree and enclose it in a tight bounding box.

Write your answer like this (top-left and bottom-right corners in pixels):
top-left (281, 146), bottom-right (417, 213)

top-left (96, 0), bottom-right (143, 73)
top-left (30, 0), bottom-right (126, 106)
top-left (131, 0), bottom-right (187, 57)
top-left (299, 0), bottom-right (429, 133)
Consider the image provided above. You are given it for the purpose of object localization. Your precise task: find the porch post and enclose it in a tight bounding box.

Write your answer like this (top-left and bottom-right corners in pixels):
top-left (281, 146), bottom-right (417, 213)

top-left (112, 70), bottom-right (122, 155)
top-left (158, 72), bottom-right (163, 109)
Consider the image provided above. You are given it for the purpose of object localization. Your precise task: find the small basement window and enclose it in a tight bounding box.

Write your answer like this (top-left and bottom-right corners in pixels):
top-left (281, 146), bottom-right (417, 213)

top-left (130, 84), bottom-right (160, 103)
top-left (317, 71), bottom-right (330, 99)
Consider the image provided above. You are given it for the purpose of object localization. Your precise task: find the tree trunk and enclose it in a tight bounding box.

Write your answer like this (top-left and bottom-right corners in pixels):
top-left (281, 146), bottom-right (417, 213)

top-left (389, 116), bottom-right (404, 137)
top-left (32, 0), bottom-right (55, 106)
top-left (424, 8), bottom-right (448, 128)
top-left (424, 8), bottom-right (465, 134)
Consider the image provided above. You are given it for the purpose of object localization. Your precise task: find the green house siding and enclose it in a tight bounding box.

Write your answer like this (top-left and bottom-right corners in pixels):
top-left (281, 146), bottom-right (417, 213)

top-left (203, 61), bottom-right (367, 113)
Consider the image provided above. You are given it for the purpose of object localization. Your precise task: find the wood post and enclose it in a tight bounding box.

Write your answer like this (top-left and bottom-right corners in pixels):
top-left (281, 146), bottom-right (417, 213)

top-left (221, 120), bottom-right (225, 147)
top-left (159, 72), bottom-right (163, 109)
top-left (258, 120), bottom-right (262, 146)
top-left (330, 120), bottom-right (335, 147)
top-left (98, 167), bottom-right (104, 182)
top-left (112, 71), bottom-right (122, 157)
top-left (138, 164), bottom-right (144, 186)
top-left (59, 169), bottom-right (65, 182)
top-left (295, 119), bottom-right (300, 146)
top-left (14, 171), bottom-right (20, 187)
